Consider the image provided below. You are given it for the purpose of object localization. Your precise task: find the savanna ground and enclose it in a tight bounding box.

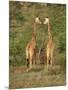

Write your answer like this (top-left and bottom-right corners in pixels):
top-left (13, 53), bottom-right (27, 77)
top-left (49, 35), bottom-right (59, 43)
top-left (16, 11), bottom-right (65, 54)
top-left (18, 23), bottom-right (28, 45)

top-left (9, 1), bottom-right (66, 89)
top-left (9, 65), bottom-right (66, 89)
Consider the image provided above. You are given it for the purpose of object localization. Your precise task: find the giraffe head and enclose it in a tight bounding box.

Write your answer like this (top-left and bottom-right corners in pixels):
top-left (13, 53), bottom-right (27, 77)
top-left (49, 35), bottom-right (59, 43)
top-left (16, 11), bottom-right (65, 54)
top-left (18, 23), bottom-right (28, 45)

top-left (43, 17), bottom-right (49, 24)
top-left (35, 17), bottom-right (42, 24)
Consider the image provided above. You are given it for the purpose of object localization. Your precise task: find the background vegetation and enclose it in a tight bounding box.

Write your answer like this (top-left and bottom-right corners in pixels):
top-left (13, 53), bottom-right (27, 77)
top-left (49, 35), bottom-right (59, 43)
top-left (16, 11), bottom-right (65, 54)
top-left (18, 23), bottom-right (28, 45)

top-left (9, 1), bottom-right (66, 89)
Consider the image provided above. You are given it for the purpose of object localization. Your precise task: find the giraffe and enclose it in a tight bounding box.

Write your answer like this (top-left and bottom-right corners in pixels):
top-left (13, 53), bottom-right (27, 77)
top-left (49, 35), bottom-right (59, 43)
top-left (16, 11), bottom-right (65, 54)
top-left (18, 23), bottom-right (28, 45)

top-left (43, 17), bottom-right (55, 68)
top-left (26, 17), bottom-right (41, 72)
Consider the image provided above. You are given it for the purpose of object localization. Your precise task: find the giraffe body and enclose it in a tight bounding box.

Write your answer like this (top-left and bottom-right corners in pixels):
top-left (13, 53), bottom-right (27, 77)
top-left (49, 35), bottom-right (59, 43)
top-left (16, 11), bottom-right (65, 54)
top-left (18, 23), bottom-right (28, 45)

top-left (26, 17), bottom-right (41, 71)
top-left (44, 17), bottom-right (55, 68)
top-left (26, 32), bottom-right (36, 71)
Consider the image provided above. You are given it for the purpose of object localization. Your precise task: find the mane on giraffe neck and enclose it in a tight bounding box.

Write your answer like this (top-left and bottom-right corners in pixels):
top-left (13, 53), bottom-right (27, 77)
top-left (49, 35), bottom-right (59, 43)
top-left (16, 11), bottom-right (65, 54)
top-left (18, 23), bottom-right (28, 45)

top-left (48, 20), bottom-right (53, 40)
top-left (31, 22), bottom-right (36, 41)
top-left (34, 21), bottom-right (36, 33)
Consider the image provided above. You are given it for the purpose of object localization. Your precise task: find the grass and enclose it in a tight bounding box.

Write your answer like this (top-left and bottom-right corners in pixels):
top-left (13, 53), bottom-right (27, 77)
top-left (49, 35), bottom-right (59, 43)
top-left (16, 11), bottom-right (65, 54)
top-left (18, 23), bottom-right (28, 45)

top-left (9, 64), bottom-right (66, 89)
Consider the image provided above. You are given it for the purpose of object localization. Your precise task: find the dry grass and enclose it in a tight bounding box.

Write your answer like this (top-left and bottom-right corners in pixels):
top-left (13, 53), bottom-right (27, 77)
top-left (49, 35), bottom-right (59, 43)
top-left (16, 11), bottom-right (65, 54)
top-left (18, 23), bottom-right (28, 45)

top-left (9, 65), bottom-right (66, 89)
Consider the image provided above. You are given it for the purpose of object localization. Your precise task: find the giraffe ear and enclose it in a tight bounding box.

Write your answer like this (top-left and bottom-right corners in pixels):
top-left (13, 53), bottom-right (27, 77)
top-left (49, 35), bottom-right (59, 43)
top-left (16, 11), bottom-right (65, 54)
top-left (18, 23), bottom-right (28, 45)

top-left (35, 17), bottom-right (42, 24)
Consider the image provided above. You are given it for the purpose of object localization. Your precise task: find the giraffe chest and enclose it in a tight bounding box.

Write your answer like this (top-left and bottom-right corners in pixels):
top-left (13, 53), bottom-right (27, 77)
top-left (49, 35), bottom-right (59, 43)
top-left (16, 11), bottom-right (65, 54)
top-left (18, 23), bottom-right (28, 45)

top-left (28, 41), bottom-right (36, 49)
top-left (47, 40), bottom-right (54, 49)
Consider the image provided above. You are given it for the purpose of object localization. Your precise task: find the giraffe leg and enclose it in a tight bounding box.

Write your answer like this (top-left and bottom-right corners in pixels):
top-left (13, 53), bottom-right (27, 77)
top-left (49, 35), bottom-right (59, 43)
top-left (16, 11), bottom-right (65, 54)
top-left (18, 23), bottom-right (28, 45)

top-left (29, 50), bottom-right (33, 70)
top-left (26, 56), bottom-right (32, 72)
top-left (47, 48), bottom-right (50, 68)
top-left (47, 56), bottom-right (50, 68)
top-left (29, 59), bottom-right (32, 70)
top-left (46, 51), bottom-right (50, 69)
top-left (26, 48), bottom-right (29, 69)
top-left (51, 51), bottom-right (54, 67)
top-left (33, 53), bottom-right (36, 65)
top-left (34, 48), bottom-right (37, 64)
top-left (27, 59), bottom-right (29, 68)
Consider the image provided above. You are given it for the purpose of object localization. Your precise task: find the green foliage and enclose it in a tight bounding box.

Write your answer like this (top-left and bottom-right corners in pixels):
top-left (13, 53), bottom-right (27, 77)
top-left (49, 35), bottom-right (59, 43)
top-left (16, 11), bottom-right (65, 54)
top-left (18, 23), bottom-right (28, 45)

top-left (9, 1), bottom-right (66, 67)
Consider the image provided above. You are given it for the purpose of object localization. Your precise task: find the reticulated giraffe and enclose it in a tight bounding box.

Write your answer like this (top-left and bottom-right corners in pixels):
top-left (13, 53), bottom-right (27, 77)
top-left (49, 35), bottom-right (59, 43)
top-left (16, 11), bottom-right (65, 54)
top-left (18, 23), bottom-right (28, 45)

top-left (26, 17), bottom-right (41, 72)
top-left (43, 17), bottom-right (55, 68)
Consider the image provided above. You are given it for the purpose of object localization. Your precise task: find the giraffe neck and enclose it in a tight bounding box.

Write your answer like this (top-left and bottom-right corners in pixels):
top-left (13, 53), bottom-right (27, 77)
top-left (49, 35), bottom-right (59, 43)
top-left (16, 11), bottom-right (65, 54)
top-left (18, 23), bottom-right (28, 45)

top-left (34, 21), bottom-right (36, 33)
top-left (48, 21), bottom-right (53, 40)
top-left (32, 22), bottom-right (36, 41)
